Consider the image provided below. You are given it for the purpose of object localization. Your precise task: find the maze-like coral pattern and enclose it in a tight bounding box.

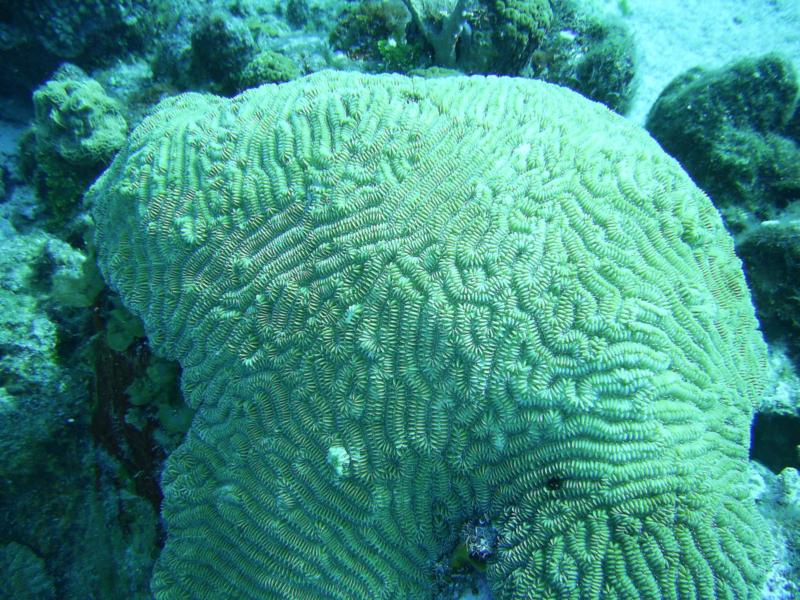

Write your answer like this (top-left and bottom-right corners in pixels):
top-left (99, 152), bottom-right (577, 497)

top-left (90, 72), bottom-right (771, 598)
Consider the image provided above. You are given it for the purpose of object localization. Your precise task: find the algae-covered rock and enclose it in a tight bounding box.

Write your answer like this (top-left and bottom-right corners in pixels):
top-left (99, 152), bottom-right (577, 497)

top-left (738, 218), bottom-right (800, 358)
top-left (125, 356), bottom-right (192, 450)
top-left (240, 50), bottom-right (301, 89)
top-left (330, 0), bottom-right (636, 111)
top-left (0, 542), bottom-right (55, 599)
top-left (0, 227), bottom-right (81, 480)
top-left (25, 64), bottom-right (127, 227)
top-left (4, 0), bottom-right (153, 60)
top-left (530, 0), bottom-right (636, 114)
top-left (46, 238), bottom-right (105, 308)
top-left (286, 0), bottom-right (311, 28)
top-left (330, 0), bottom-right (411, 64)
top-left (399, 0), bottom-right (553, 75)
top-left (483, 0), bottom-right (553, 75)
top-left (760, 347), bottom-right (800, 418)
top-left (190, 12), bottom-right (257, 96)
top-left (0, 0), bottom-right (155, 96)
top-left (646, 54), bottom-right (800, 231)
top-left (105, 302), bottom-right (146, 353)
top-left (750, 464), bottom-right (800, 599)
top-left (33, 67), bottom-right (127, 165)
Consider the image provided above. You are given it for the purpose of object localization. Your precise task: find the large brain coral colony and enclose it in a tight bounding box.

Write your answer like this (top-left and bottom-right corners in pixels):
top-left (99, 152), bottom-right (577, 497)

top-left (89, 71), bottom-right (771, 598)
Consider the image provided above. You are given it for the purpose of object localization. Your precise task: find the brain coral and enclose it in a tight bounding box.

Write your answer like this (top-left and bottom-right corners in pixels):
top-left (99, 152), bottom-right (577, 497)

top-left (88, 71), bottom-right (771, 598)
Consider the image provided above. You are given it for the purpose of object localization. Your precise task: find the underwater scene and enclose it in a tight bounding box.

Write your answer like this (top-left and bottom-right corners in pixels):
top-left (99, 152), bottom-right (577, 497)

top-left (0, 0), bottom-right (799, 598)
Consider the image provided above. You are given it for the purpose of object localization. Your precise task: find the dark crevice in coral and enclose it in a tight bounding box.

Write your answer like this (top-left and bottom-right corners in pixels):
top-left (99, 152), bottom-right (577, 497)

top-left (750, 412), bottom-right (800, 473)
top-left (89, 293), bottom-right (171, 540)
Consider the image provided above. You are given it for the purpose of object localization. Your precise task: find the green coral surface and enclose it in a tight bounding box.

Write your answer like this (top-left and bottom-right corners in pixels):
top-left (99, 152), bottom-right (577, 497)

top-left (89, 71), bottom-right (770, 599)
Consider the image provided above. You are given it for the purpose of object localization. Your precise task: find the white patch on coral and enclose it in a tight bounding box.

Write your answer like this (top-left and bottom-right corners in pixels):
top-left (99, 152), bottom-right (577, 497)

top-left (327, 446), bottom-right (350, 478)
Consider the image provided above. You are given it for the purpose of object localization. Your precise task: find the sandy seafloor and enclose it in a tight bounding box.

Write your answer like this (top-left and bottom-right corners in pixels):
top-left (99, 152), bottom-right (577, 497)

top-left (611, 0), bottom-right (800, 124)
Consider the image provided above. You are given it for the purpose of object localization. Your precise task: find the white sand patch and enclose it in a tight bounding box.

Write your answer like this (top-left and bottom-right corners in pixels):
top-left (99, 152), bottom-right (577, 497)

top-left (599, 0), bottom-right (800, 124)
